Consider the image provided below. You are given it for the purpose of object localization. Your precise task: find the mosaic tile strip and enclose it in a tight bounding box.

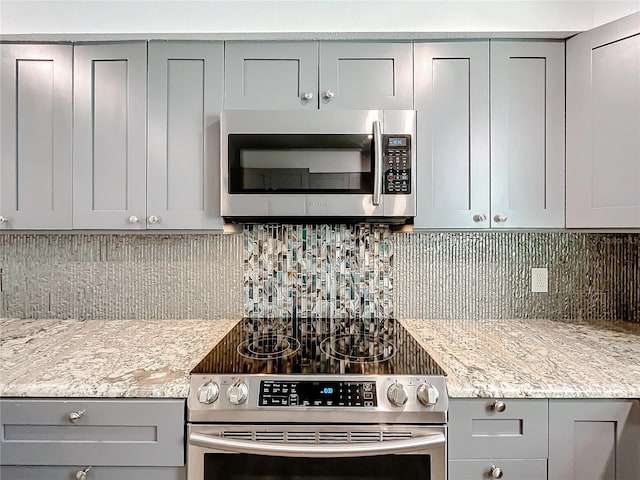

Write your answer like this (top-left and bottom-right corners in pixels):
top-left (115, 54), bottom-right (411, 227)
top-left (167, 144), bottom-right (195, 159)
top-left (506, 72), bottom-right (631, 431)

top-left (394, 232), bottom-right (640, 321)
top-left (0, 234), bottom-right (243, 320)
top-left (243, 224), bottom-right (393, 319)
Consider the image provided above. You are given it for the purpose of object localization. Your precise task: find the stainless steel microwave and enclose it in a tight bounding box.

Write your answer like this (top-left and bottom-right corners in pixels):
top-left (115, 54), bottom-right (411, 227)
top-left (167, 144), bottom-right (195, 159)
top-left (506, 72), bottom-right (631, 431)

top-left (220, 110), bottom-right (416, 223)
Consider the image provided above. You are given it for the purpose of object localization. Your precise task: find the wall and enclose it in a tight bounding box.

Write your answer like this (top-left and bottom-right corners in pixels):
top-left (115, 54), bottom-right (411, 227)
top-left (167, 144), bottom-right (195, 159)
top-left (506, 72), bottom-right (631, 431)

top-left (1, 228), bottom-right (638, 322)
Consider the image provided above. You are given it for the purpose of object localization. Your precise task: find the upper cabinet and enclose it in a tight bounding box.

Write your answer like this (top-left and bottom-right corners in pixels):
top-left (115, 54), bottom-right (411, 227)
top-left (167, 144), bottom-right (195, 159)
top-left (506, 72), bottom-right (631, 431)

top-left (73, 42), bottom-right (148, 230)
top-left (73, 41), bottom-right (224, 230)
top-left (0, 44), bottom-right (73, 230)
top-left (147, 41), bottom-right (225, 230)
top-left (414, 40), bottom-right (565, 229)
top-left (566, 12), bottom-right (640, 229)
top-left (224, 41), bottom-right (413, 110)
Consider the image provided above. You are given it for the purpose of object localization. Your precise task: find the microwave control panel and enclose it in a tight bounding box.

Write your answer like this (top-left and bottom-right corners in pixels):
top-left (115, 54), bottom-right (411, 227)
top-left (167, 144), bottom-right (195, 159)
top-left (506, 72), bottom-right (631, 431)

top-left (383, 135), bottom-right (411, 194)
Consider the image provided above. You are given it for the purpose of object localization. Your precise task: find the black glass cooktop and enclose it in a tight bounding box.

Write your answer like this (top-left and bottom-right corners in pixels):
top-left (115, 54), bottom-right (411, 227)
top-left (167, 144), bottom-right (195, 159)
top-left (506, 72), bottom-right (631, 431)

top-left (192, 318), bottom-right (445, 376)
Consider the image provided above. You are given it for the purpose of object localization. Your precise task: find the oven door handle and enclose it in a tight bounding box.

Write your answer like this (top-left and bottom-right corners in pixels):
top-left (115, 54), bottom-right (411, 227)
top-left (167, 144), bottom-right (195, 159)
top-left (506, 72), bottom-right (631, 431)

top-left (189, 432), bottom-right (445, 457)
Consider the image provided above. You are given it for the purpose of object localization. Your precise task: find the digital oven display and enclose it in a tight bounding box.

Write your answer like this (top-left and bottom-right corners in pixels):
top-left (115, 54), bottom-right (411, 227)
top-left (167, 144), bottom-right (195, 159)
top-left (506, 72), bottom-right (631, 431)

top-left (259, 380), bottom-right (377, 407)
top-left (388, 137), bottom-right (407, 147)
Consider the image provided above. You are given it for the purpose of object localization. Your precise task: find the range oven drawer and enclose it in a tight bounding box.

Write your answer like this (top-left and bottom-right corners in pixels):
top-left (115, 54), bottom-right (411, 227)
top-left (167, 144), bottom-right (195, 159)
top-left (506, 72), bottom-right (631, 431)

top-left (0, 399), bottom-right (184, 467)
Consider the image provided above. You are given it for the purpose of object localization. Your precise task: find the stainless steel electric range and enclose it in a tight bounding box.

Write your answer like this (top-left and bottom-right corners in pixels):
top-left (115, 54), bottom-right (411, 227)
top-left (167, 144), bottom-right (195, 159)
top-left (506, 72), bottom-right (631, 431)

top-left (187, 317), bottom-right (448, 480)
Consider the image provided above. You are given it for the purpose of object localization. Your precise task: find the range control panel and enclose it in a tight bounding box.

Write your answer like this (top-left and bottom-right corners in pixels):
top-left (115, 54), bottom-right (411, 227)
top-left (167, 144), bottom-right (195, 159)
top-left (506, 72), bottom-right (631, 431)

top-left (383, 135), bottom-right (411, 194)
top-left (259, 380), bottom-right (377, 407)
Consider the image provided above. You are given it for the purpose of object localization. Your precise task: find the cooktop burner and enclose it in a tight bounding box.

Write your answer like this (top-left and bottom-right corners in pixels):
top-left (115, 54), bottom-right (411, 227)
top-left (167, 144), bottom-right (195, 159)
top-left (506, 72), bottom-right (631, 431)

top-left (192, 318), bottom-right (445, 376)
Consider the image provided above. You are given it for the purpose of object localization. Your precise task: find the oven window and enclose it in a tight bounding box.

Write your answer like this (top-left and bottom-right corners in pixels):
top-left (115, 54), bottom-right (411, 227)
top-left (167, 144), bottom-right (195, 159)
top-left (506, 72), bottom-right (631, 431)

top-left (228, 134), bottom-right (374, 194)
top-left (204, 453), bottom-right (430, 479)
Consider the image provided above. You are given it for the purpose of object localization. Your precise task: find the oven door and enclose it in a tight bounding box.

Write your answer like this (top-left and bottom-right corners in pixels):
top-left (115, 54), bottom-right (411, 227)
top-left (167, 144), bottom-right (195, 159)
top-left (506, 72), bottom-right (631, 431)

top-left (187, 424), bottom-right (446, 480)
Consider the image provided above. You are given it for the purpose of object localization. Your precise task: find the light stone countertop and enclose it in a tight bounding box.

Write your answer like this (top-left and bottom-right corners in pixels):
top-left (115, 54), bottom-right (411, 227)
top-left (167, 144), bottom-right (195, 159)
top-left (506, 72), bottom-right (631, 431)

top-left (0, 318), bottom-right (237, 398)
top-left (401, 318), bottom-right (640, 399)
top-left (1, 317), bottom-right (639, 399)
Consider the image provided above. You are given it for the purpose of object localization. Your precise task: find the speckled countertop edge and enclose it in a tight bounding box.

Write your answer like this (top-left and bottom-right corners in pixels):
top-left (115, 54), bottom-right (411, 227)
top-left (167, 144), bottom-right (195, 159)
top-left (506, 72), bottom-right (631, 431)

top-left (400, 318), bottom-right (640, 399)
top-left (1, 317), bottom-right (639, 399)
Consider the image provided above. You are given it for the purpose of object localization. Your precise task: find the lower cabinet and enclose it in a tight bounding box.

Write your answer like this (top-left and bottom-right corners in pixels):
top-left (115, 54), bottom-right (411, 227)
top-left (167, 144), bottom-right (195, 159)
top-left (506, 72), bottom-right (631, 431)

top-left (0, 398), bottom-right (185, 478)
top-left (548, 400), bottom-right (640, 480)
top-left (449, 398), bottom-right (640, 480)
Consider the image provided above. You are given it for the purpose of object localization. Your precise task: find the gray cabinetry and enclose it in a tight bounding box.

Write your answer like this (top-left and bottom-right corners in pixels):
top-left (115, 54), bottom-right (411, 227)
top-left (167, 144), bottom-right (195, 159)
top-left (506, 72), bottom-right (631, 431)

top-left (448, 398), bottom-right (548, 479)
top-left (0, 398), bottom-right (185, 479)
top-left (414, 41), bottom-right (490, 229)
top-left (566, 12), bottom-right (640, 228)
top-left (0, 44), bottom-right (73, 230)
top-left (414, 40), bottom-right (564, 230)
top-left (548, 400), bottom-right (640, 480)
top-left (224, 41), bottom-right (413, 110)
top-left (147, 41), bottom-right (225, 230)
top-left (73, 42), bottom-right (147, 230)
top-left (490, 41), bottom-right (565, 229)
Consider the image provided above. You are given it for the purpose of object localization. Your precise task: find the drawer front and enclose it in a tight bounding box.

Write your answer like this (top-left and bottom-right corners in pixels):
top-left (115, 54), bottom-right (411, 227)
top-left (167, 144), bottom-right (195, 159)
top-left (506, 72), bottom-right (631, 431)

top-left (449, 399), bottom-right (548, 459)
top-left (0, 399), bottom-right (184, 466)
top-left (0, 466), bottom-right (185, 480)
top-left (449, 459), bottom-right (547, 480)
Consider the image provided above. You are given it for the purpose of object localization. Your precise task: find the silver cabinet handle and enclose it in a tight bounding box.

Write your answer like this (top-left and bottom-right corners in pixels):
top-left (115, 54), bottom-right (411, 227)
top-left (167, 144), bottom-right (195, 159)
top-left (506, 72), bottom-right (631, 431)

top-left (147, 215), bottom-right (159, 224)
top-left (189, 432), bottom-right (445, 458)
top-left (494, 214), bottom-right (508, 223)
top-left (490, 464), bottom-right (504, 478)
top-left (0, 216), bottom-right (7, 224)
top-left (75, 466), bottom-right (91, 480)
top-left (68, 409), bottom-right (86, 423)
top-left (323, 89), bottom-right (335, 99)
top-left (372, 120), bottom-right (383, 206)
top-left (128, 215), bottom-right (139, 224)
top-left (492, 400), bottom-right (506, 413)
top-left (473, 214), bottom-right (487, 223)
top-left (302, 92), bottom-right (314, 100)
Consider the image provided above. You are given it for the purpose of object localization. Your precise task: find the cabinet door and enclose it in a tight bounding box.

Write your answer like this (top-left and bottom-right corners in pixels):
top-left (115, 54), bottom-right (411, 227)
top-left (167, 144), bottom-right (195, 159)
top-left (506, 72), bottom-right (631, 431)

top-left (73, 42), bottom-right (147, 229)
top-left (319, 42), bottom-right (413, 110)
top-left (0, 44), bottom-right (72, 230)
top-left (490, 41), bottom-right (565, 228)
top-left (566, 12), bottom-right (640, 228)
top-left (549, 400), bottom-right (640, 480)
top-left (148, 41), bottom-right (224, 230)
top-left (414, 42), bottom-right (490, 229)
top-left (224, 42), bottom-right (318, 110)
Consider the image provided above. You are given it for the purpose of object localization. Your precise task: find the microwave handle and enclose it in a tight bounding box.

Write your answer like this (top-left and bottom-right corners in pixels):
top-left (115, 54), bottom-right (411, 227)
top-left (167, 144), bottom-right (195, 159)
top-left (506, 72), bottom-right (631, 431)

top-left (372, 120), bottom-right (383, 206)
top-left (189, 431), bottom-right (445, 457)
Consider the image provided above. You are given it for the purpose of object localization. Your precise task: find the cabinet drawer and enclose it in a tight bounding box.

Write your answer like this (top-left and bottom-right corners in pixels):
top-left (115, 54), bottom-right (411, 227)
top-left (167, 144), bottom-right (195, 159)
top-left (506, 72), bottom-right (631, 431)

top-left (449, 399), bottom-right (548, 459)
top-left (0, 399), bottom-right (184, 466)
top-left (0, 465), bottom-right (185, 480)
top-left (449, 459), bottom-right (547, 479)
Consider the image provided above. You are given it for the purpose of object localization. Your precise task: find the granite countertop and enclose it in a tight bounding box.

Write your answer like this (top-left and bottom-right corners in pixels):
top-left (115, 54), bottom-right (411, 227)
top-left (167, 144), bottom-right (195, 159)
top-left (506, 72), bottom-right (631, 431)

top-left (1, 317), bottom-right (639, 399)
top-left (401, 318), bottom-right (640, 399)
top-left (0, 318), bottom-right (237, 398)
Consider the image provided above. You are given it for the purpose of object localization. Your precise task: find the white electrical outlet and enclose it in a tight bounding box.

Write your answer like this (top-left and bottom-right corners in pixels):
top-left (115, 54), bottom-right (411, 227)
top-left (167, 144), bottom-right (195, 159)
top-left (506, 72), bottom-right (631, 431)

top-left (531, 268), bottom-right (548, 293)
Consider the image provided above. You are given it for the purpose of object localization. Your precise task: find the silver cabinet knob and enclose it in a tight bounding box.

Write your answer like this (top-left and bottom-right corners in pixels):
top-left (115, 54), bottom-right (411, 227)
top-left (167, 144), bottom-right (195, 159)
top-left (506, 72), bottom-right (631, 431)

top-left (494, 214), bottom-right (508, 223)
top-left (492, 400), bottom-right (507, 413)
top-left (75, 467), bottom-right (91, 480)
top-left (473, 214), bottom-right (487, 223)
top-left (128, 215), bottom-right (139, 224)
top-left (0, 216), bottom-right (7, 224)
top-left (147, 215), bottom-right (159, 224)
top-left (386, 382), bottom-right (409, 407)
top-left (323, 89), bottom-right (335, 99)
top-left (302, 92), bottom-right (314, 100)
top-left (227, 380), bottom-right (249, 405)
top-left (68, 409), bottom-right (86, 423)
top-left (416, 382), bottom-right (439, 406)
top-left (490, 465), bottom-right (504, 478)
top-left (197, 381), bottom-right (220, 404)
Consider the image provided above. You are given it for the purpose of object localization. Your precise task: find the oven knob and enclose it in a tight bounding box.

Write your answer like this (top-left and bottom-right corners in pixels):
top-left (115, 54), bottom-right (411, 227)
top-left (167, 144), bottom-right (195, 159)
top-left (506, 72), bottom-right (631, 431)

top-left (227, 381), bottom-right (249, 405)
top-left (417, 382), bottom-right (439, 406)
top-left (197, 381), bottom-right (219, 404)
top-left (386, 382), bottom-right (409, 407)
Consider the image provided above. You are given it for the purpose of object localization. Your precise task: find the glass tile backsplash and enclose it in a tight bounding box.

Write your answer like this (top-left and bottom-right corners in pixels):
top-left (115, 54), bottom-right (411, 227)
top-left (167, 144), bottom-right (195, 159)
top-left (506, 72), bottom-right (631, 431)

top-left (1, 229), bottom-right (638, 321)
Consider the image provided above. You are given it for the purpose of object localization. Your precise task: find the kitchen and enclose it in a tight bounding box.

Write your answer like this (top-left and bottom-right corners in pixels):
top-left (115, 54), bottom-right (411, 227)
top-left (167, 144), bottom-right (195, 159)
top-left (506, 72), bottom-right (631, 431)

top-left (1, 1), bottom-right (640, 479)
